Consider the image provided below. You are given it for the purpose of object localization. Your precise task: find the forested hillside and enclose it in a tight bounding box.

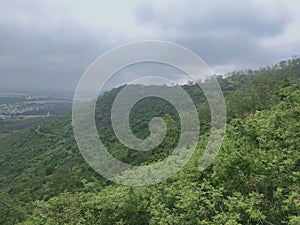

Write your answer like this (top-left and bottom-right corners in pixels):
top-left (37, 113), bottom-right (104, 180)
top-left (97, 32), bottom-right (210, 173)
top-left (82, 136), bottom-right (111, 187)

top-left (0, 58), bottom-right (299, 224)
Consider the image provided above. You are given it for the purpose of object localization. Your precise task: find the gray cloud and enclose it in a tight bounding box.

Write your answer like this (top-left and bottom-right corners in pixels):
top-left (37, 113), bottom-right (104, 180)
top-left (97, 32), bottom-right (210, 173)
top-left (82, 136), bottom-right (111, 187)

top-left (137, 1), bottom-right (290, 36)
top-left (0, 27), bottom-right (108, 92)
top-left (0, 0), bottom-right (299, 93)
top-left (135, 0), bottom-right (293, 72)
top-left (0, 0), bottom-right (114, 93)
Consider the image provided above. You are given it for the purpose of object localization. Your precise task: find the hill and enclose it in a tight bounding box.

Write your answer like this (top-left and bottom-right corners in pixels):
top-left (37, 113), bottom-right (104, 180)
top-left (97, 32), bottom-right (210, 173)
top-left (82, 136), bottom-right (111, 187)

top-left (0, 58), bottom-right (299, 224)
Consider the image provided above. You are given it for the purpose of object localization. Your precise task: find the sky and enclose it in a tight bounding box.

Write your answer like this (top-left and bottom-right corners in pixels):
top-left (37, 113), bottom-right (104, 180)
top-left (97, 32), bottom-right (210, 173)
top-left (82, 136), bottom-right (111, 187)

top-left (1, 0), bottom-right (300, 93)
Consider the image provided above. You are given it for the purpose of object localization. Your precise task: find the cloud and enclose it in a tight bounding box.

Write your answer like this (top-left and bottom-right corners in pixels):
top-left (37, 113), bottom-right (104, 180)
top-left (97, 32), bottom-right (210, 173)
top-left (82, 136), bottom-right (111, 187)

top-left (0, 0), bottom-right (114, 92)
top-left (134, 0), bottom-right (294, 72)
top-left (0, 0), bottom-right (299, 92)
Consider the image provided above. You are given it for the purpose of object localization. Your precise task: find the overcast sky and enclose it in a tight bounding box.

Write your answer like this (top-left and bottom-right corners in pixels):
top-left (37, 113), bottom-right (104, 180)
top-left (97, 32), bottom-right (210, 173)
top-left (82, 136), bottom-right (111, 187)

top-left (1, 0), bottom-right (300, 93)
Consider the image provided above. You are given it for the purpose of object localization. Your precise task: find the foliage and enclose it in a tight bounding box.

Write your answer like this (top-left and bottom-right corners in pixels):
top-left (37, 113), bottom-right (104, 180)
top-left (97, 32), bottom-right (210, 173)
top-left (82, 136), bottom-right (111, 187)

top-left (0, 58), bottom-right (299, 224)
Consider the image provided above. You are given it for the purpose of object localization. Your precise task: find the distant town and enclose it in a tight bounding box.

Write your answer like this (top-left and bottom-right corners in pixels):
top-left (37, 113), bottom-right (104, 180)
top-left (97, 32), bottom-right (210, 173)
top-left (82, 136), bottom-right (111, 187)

top-left (0, 92), bottom-right (72, 119)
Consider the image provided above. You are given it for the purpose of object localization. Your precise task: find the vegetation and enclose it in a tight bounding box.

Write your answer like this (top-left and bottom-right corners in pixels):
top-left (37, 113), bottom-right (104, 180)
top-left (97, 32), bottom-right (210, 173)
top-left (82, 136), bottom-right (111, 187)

top-left (0, 58), bottom-right (299, 224)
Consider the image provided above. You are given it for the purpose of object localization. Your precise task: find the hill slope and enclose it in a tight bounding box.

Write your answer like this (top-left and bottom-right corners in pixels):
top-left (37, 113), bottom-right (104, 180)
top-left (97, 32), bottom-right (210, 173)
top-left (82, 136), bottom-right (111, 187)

top-left (0, 58), bottom-right (299, 224)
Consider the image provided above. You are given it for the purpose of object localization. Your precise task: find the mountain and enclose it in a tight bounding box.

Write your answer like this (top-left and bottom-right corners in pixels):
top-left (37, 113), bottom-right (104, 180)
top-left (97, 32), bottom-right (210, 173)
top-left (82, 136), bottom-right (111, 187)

top-left (0, 58), bottom-right (299, 224)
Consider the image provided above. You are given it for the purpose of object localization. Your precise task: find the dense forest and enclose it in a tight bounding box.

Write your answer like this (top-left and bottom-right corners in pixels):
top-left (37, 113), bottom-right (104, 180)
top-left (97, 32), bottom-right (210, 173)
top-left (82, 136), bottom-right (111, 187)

top-left (0, 58), bottom-right (299, 224)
